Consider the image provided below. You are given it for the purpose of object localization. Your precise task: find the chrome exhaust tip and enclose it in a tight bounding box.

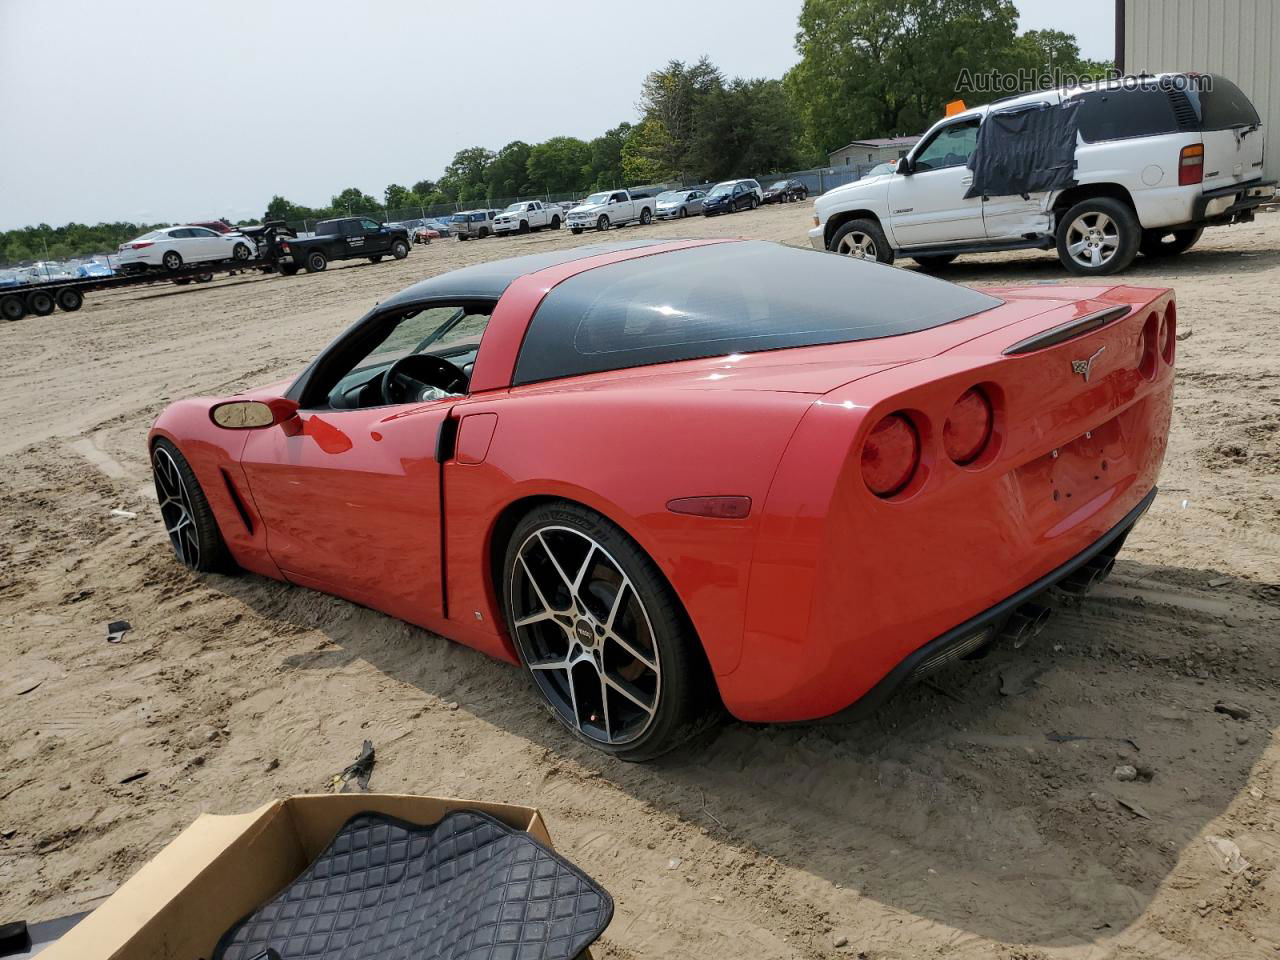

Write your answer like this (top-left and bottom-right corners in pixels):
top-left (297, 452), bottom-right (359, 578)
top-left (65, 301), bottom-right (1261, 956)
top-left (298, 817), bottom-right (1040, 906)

top-left (999, 602), bottom-right (1054, 649)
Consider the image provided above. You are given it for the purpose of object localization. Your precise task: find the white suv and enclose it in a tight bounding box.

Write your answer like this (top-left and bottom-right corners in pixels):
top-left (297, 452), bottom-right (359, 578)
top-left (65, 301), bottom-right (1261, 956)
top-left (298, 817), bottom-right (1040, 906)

top-left (809, 73), bottom-right (1273, 275)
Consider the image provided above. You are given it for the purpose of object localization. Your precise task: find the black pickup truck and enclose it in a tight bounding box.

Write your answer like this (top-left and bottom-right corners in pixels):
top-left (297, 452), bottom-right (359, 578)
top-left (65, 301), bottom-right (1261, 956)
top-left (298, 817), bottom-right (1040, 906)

top-left (278, 217), bottom-right (412, 274)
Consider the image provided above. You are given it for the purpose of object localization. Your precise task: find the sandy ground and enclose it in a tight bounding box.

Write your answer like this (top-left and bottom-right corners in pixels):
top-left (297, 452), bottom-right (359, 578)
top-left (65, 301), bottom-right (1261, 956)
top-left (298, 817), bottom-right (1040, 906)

top-left (2, 203), bottom-right (1279, 959)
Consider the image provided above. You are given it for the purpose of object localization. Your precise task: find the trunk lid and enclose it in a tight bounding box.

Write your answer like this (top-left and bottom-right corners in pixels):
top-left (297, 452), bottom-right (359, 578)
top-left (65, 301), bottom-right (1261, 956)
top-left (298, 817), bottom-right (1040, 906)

top-left (1194, 74), bottom-right (1266, 191)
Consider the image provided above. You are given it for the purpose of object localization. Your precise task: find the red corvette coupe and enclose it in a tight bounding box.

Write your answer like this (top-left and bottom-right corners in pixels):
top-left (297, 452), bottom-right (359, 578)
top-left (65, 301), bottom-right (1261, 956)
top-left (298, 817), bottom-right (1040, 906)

top-left (150, 238), bottom-right (1175, 760)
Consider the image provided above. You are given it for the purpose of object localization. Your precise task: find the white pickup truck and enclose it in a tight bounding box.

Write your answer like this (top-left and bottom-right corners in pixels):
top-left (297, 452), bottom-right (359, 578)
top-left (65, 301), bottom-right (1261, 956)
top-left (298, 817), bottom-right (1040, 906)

top-left (567, 190), bottom-right (655, 233)
top-left (492, 201), bottom-right (562, 236)
top-left (810, 73), bottom-right (1273, 275)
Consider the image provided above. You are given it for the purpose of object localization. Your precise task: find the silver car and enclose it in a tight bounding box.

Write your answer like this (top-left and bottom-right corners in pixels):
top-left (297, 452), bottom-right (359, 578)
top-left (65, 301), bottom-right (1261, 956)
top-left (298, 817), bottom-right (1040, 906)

top-left (654, 189), bottom-right (706, 220)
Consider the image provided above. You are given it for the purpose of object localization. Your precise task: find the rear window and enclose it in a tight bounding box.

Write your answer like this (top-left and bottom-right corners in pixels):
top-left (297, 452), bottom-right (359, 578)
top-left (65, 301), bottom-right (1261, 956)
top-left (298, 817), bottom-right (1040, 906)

top-left (512, 242), bottom-right (1002, 385)
top-left (1073, 84), bottom-right (1181, 142)
top-left (1195, 75), bottom-right (1261, 130)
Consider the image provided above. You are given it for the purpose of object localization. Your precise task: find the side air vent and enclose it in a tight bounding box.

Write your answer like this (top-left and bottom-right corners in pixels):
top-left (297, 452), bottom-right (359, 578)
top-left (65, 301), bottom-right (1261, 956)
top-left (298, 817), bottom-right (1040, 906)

top-left (1168, 89), bottom-right (1199, 130)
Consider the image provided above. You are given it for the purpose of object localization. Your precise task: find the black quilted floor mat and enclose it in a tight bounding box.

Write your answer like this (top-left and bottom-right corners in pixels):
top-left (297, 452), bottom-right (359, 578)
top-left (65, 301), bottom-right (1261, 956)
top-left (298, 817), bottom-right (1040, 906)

top-left (213, 810), bottom-right (612, 960)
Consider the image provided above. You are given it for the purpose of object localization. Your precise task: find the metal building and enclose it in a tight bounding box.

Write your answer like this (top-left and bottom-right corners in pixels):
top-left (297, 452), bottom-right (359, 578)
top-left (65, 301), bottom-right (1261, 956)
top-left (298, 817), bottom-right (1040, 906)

top-left (1118, 0), bottom-right (1278, 180)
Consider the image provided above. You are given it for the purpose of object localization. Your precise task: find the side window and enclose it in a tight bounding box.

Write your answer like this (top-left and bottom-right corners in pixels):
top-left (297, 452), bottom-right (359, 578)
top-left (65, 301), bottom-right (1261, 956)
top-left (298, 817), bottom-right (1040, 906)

top-left (912, 120), bottom-right (981, 172)
top-left (360, 218), bottom-right (381, 231)
top-left (189, 227), bottom-right (218, 238)
top-left (1073, 87), bottom-right (1181, 142)
top-left (170, 228), bottom-right (193, 239)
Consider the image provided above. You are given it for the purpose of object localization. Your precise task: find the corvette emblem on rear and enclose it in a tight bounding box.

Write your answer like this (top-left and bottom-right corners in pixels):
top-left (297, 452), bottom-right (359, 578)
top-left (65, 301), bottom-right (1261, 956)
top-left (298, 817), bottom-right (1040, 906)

top-left (1071, 346), bottom-right (1105, 383)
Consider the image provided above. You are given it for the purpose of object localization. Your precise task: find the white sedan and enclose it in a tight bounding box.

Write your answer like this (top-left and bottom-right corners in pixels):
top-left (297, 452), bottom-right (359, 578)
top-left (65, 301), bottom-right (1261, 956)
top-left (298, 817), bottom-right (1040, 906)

top-left (116, 225), bottom-right (255, 272)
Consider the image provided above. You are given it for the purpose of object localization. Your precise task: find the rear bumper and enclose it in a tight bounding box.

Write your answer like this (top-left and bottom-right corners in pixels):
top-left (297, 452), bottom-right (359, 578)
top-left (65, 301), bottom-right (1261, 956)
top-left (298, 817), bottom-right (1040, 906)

top-left (1193, 178), bottom-right (1276, 223)
top-left (823, 486), bottom-right (1155, 722)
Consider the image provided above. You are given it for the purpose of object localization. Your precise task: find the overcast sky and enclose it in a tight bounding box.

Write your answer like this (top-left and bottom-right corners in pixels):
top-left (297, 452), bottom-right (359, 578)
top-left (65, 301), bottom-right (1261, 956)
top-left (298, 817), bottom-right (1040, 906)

top-left (0, 0), bottom-right (1114, 230)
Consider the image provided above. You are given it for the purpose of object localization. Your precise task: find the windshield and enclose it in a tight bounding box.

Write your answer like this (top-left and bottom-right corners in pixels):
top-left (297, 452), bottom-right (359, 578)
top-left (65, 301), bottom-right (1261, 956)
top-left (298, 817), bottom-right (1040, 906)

top-left (503, 203), bottom-right (524, 212)
top-left (768, 181), bottom-right (788, 190)
top-left (656, 191), bottom-right (682, 202)
top-left (708, 183), bottom-right (733, 197)
top-left (583, 192), bottom-right (611, 206)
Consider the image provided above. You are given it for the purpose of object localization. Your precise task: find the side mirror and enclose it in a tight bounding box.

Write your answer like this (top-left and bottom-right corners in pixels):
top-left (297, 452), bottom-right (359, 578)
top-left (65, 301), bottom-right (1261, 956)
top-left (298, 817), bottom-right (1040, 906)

top-left (211, 397), bottom-right (299, 430)
top-left (896, 157), bottom-right (912, 175)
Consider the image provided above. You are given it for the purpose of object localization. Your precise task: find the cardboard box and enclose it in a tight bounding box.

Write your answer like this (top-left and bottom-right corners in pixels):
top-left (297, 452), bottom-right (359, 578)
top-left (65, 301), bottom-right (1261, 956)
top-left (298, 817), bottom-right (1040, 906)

top-left (43, 794), bottom-right (559, 960)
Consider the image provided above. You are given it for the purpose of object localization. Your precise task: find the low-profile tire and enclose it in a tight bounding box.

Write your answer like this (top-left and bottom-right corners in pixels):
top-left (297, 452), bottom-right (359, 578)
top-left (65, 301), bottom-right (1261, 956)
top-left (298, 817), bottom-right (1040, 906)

top-left (305, 250), bottom-right (327, 273)
top-left (2, 294), bottom-right (27, 321)
top-left (369, 255), bottom-right (384, 263)
top-left (596, 215), bottom-right (610, 231)
top-left (911, 254), bottom-right (959, 271)
top-left (151, 438), bottom-right (235, 574)
top-left (25, 290), bottom-right (55, 316)
top-left (55, 287), bottom-right (84, 312)
top-left (1055, 197), bottom-right (1140, 276)
top-left (830, 218), bottom-right (895, 264)
top-left (391, 240), bottom-right (410, 259)
top-left (162, 250), bottom-right (183, 271)
top-left (678, 207), bottom-right (687, 219)
top-left (232, 242), bottom-right (251, 260)
top-left (1139, 226), bottom-right (1203, 258)
top-left (502, 501), bottom-right (715, 762)
top-left (640, 208), bottom-right (652, 225)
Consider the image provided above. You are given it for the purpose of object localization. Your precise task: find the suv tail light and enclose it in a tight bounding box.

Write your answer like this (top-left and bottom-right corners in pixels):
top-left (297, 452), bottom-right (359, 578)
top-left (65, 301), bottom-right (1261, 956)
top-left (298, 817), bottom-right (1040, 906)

top-left (1178, 144), bottom-right (1204, 186)
top-left (861, 413), bottom-right (920, 497)
top-left (943, 387), bottom-right (994, 465)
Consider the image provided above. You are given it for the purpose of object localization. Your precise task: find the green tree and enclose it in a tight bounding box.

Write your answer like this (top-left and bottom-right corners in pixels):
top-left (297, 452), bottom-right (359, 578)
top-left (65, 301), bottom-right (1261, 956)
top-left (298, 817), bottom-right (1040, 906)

top-left (384, 183), bottom-right (420, 212)
top-left (411, 178), bottom-right (438, 197)
top-left (330, 187), bottom-right (382, 216)
top-left (637, 57), bottom-right (726, 178)
top-left (585, 122), bottom-right (631, 188)
top-left (788, 0), bottom-right (1020, 157)
top-left (1006, 29), bottom-right (1113, 87)
top-left (486, 141), bottom-right (533, 199)
top-left (439, 146), bottom-right (495, 202)
top-left (526, 137), bottom-right (592, 194)
top-left (620, 119), bottom-right (671, 183)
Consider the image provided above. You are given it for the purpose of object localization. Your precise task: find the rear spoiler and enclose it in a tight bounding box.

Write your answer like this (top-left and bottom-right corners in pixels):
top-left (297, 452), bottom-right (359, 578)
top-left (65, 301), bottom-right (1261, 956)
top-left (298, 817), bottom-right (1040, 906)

top-left (1003, 305), bottom-right (1131, 355)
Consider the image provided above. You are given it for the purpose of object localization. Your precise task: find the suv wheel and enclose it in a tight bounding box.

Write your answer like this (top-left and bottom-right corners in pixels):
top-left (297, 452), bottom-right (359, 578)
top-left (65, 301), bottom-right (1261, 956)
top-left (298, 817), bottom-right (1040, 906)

top-left (830, 218), bottom-right (894, 264)
top-left (1056, 198), bottom-right (1140, 276)
top-left (1139, 226), bottom-right (1203, 258)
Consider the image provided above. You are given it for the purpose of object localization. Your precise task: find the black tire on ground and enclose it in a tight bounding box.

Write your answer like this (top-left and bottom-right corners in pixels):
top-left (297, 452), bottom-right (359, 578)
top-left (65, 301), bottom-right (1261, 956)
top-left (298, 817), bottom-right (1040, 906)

top-left (173, 278), bottom-right (192, 286)
top-left (519, 220), bottom-right (530, 234)
top-left (305, 250), bottom-right (327, 273)
top-left (571, 227), bottom-right (583, 235)
top-left (479, 228), bottom-right (490, 239)
top-left (369, 255), bottom-right (384, 263)
top-left (640, 208), bottom-right (652, 225)
top-left (830, 218), bottom-right (895, 264)
top-left (162, 250), bottom-right (183, 271)
top-left (457, 234), bottom-right (468, 241)
top-left (678, 207), bottom-right (687, 218)
top-left (233, 242), bottom-right (251, 260)
top-left (596, 215), bottom-right (609, 231)
top-left (195, 273), bottom-right (213, 283)
top-left (1, 294), bottom-right (26, 322)
top-left (551, 216), bottom-right (561, 229)
top-left (279, 264), bottom-right (300, 276)
top-left (55, 288), bottom-right (84, 311)
top-left (1055, 196), bottom-right (1140, 276)
top-left (391, 240), bottom-right (410, 259)
top-left (911, 254), bottom-right (959, 271)
top-left (151, 437), bottom-right (235, 574)
top-left (25, 290), bottom-right (55, 316)
top-left (502, 500), bottom-right (716, 762)
top-left (1139, 226), bottom-right (1204, 258)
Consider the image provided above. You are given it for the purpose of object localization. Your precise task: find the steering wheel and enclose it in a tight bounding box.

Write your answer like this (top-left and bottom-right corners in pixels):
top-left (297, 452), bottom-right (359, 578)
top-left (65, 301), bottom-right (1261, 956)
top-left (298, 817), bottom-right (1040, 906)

top-left (380, 353), bottom-right (469, 405)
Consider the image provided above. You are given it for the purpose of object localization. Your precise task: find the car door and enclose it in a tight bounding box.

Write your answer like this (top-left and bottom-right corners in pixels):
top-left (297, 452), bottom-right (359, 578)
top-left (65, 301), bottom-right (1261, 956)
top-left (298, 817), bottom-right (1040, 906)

top-left (185, 226), bottom-right (229, 262)
top-left (361, 218), bottom-right (390, 254)
top-left (979, 97), bottom-right (1060, 240)
top-left (237, 304), bottom-right (479, 626)
top-left (887, 117), bottom-right (985, 246)
top-left (732, 183), bottom-right (746, 210)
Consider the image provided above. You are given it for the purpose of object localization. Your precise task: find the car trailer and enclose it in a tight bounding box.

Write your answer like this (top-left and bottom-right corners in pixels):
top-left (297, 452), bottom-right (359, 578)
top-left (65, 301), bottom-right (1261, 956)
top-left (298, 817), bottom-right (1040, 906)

top-left (1, 221), bottom-right (296, 323)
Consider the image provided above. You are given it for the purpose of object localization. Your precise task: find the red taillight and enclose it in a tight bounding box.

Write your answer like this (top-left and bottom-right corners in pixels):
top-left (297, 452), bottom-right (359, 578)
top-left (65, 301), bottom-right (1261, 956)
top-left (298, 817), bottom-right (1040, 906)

top-left (861, 413), bottom-right (920, 497)
top-left (281, 242), bottom-right (291, 253)
top-left (943, 387), bottom-right (993, 465)
top-left (1178, 144), bottom-right (1204, 186)
top-left (130, 241), bottom-right (153, 250)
